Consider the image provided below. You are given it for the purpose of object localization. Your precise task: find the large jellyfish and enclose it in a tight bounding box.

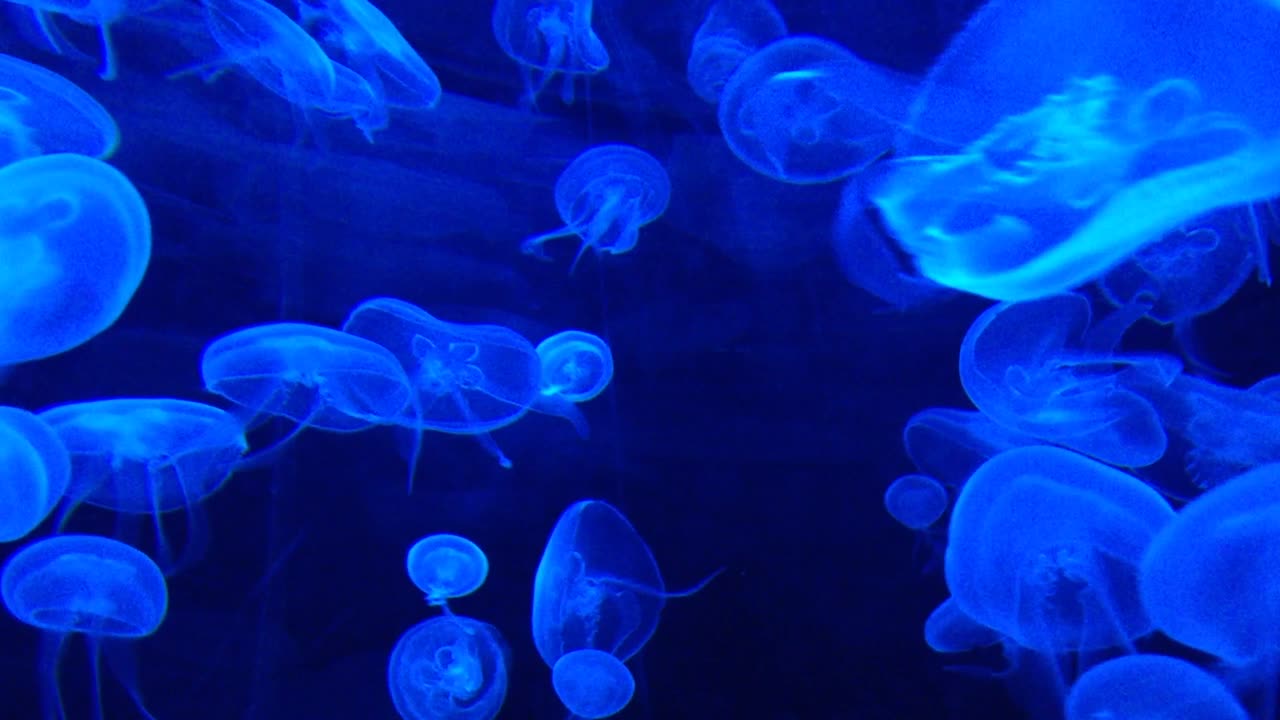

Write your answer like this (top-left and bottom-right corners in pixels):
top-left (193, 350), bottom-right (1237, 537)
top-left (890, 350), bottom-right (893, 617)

top-left (685, 0), bottom-right (787, 104)
top-left (0, 54), bottom-right (119, 166)
top-left (387, 615), bottom-right (509, 720)
top-left (491, 0), bottom-right (609, 106)
top-left (1065, 654), bottom-right (1248, 720)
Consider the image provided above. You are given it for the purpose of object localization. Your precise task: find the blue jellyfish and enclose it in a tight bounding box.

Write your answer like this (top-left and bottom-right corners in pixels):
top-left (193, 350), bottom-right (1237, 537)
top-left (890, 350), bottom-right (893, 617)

top-left (901, 407), bottom-right (1037, 488)
top-left (387, 615), bottom-right (509, 720)
top-left (0, 153), bottom-right (151, 367)
top-left (686, 0), bottom-right (787, 104)
top-left (718, 35), bottom-right (923, 184)
top-left (4, 0), bottom-right (165, 79)
top-left (491, 0), bottom-right (609, 107)
top-left (2, 534), bottom-right (168, 719)
top-left (923, 597), bottom-right (1000, 654)
top-left (883, 474), bottom-right (948, 530)
top-left (521, 144), bottom-right (671, 272)
top-left (946, 446), bottom-right (1175, 654)
top-left (0, 406), bottom-right (70, 542)
top-left (1066, 654), bottom-right (1248, 720)
top-left (552, 648), bottom-right (636, 719)
top-left (406, 533), bottom-right (489, 610)
top-left (872, 0), bottom-right (1280, 300)
top-left (530, 329), bottom-right (613, 438)
top-left (0, 54), bottom-right (119, 166)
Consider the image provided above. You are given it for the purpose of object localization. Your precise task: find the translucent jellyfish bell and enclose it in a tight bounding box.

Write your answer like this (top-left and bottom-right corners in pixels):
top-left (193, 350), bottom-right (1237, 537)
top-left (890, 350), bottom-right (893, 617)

top-left (901, 407), bottom-right (1038, 488)
top-left (552, 649), bottom-right (636, 719)
top-left (387, 615), bottom-right (509, 720)
top-left (0, 54), bottom-right (119, 166)
top-left (406, 533), bottom-right (489, 610)
top-left (491, 0), bottom-right (609, 107)
top-left (883, 474), bottom-right (948, 530)
top-left (0, 406), bottom-right (70, 542)
top-left (0, 153), bottom-right (151, 366)
top-left (4, 0), bottom-right (162, 80)
top-left (531, 329), bottom-right (614, 438)
top-left (686, 0), bottom-right (787, 104)
top-left (923, 597), bottom-right (1000, 654)
top-left (1065, 654), bottom-right (1248, 720)
top-left (718, 36), bottom-right (922, 184)
top-left (522, 144), bottom-right (671, 273)
top-left (946, 446), bottom-right (1175, 654)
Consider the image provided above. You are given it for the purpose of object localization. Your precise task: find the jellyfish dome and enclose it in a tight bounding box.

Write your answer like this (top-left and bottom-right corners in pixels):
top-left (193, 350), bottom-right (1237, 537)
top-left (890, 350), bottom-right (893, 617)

top-left (0, 54), bottom-right (119, 166)
top-left (0, 406), bottom-right (70, 542)
top-left (536, 330), bottom-right (613, 402)
top-left (552, 648), bottom-right (636, 719)
top-left (686, 0), bottom-right (787, 104)
top-left (406, 533), bottom-right (490, 607)
top-left (923, 597), bottom-right (1000, 654)
top-left (1066, 654), bottom-right (1248, 720)
top-left (883, 474), bottom-right (948, 530)
top-left (387, 615), bottom-right (509, 720)
top-left (491, 0), bottom-right (609, 106)
top-left (0, 153), bottom-right (151, 366)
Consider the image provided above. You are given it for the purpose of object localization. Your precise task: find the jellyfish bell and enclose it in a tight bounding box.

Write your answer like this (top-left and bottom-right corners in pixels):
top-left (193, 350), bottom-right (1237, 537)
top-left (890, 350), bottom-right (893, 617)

top-left (386, 615), bottom-right (509, 720)
top-left (405, 533), bottom-right (490, 610)
top-left (552, 649), bottom-right (636, 719)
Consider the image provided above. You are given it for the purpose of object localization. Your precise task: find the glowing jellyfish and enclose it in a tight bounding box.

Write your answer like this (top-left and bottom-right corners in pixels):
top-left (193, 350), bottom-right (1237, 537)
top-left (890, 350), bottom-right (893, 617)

top-left (686, 0), bottom-right (787, 104)
top-left (531, 329), bottom-right (613, 437)
top-left (923, 597), bottom-right (1000, 654)
top-left (2, 534), bottom-right (168, 719)
top-left (718, 35), bottom-right (922, 184)
top-left (552, 648), bottom-right (635, 719)
top-left (0, 54), bottom-right (119, 166)
top-left (0, 153), bottom-right (150, 367)
top-left (0, 406), bottom-right (70, 542)
top-left (883, 474), bottom-right (948, 530)
top-left (521, 144), bottom-right (670, 272)
top-left (872, 0), bottom-right (1280, 300)
top-left (946, 446), bottom-right (1175, 653)
top-left (387, 615), bottom-right (509, 720)
top-left (491, 0), bottom-right (609, 106)
top-left (1065, 654), bottom-right (1248, 720)
top-left (406, 533), bottom-right (489, 610)
top-left (4, 0), bottom-right (164, 80)
top-left (901, 407), bottom-right (1037, 488)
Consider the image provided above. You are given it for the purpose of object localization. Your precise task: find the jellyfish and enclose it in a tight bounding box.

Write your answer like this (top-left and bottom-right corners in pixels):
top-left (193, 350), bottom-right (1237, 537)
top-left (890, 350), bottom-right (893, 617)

top-left (883, 474), bottom-right (948, 530)
top-left (406, 533), bottom-right (489, 611)
top-left (871, 0), bottom-right (1280, 300)
top-left (3, 0), bottom-right (166, 79)
top-left (0, 153), bottom-right (151, 367)
top-left (946, 446), bottom-right (1175, 655)
top-left (552, 648), bottom-right (636, 719)
top-left (2, 534), bottom-right (168, 719)
top-left (521, 144), bottom-right (671, 273)
top-left (901, 407), bottom-right (1037, 489)
top-left (1065, 654), bottom-right (1248, 720)
top-left (530, 329), bottom-right (613, 438)
top-left (0, 406), bottom-right (70, 542)
top-left (0, 54), bottom-right (119, 166)
top-left (718, 35), bottom-right (923, 184)
top-left (491, 0), bottom-right (609, 107)
top-left (923, 597), bottom-right (1000, 654)
top-left (685, 0), bottom-right (787, 104)
top-left (387, 615), bottom-right (509, 720)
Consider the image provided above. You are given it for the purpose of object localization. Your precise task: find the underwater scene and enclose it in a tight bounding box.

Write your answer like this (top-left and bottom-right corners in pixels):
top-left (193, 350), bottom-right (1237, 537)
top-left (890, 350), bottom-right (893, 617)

top-left (1, 0), bottom-right (1279, 718)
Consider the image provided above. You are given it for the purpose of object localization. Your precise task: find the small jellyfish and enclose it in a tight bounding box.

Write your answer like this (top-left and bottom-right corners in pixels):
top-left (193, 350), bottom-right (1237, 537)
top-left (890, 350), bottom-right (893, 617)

top-left (406, 533), bottom-right (489, 610)
top-left (0, 406), bottom-right (70, 542)
top-left (0, 153), bottom-right (151, 366)
top-left (0, 54), bottom-right (119, 166)
top-left (2, 534), bottom-right (168, 720)
top-left (521, 144), bottom-right (670, 273)
top-left (491, 0), bottom-right (609, 107)
top-left (531, 329), bottom-right (613, 438)
top-left (719, 35), bottom-right (923, 184)
top-left (387, 615), bottom-right (509, 720)
top-left (922, 597), bottom-right (1000, 654)
top-left (883, 474), bottom-right (948, 530)
top-left (686, 0), bottom-right (787, 104)
top-left (552, 648), bottom-right (636, 719)
top-left (1066, 654), bottom-right (1248, 720)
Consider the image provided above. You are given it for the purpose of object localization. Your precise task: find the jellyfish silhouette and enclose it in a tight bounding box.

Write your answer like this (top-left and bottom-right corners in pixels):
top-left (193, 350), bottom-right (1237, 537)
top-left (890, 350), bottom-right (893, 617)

top-left (406, 534), bottom-right (489, 611)
top-left (552, 648), bottom-right (636, 719)
top-left (0, 54), bottom-right (119, 166)
top-left (1065, 654), bottom-right (1248, 720)
top-left (686, 0), bottom-right (787, 104)
top-left (491, 0), bottom-right (609, 107)
top-left (4, 0), bottom-right (165, 79)
top-left (883, 474), bottom-right (948, 530)
top-left (0, 406), bottom-right (70, 542)
top-left (387, 615), bottom-right (509, 720)
top-left (0, 153), bottom-right (150, 367)
top-left (522, 144), bottom-right (671, 273)
top-left (530, 329), bottom-right (614, 438)
top-left (2, 534), bottom-right (168, 719)
top-left (946, 446), bottom-right (1174, 655)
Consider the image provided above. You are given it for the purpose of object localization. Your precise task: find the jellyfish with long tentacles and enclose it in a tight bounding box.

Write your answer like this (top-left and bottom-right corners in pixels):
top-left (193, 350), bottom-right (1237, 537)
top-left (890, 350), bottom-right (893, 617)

top-left (491, 0), bottom-right (609, 107)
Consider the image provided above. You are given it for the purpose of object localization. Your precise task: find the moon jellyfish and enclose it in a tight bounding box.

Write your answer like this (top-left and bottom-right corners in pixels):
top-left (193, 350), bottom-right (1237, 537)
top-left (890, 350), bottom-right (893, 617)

top-left (718, 36), bottom-right (922, 184)
top-left (0, 406), bottom-right (70, 542)
top-left (0, 153), bottom-right (151, 366)
top-left (872, 0), bottom-right (1280, 301)
top-left (0, 54), bottom-right (119, 166)
top-left (946, 445), bottom-right (1175, 654)
top-left (387, 615), bottom-right (509, 720)
top-left (4, 0), bottom-right (162, 79)
top-left (521, 144), bottom-right (670, 273)
top-left (686, 0), bottom-right (787, 104)
top-left (531, 329), bottom-right (613, 438)
top-left (406, 534), bottom-right (489, 610)
top-left (901, 407), bottom-right (1037, 488)
top-left (491, 0), bottom-right (609, 107)
top-left (1065, 655), bottom-right (1248, 720)
top-left (552, 648), bottom-right (635, 719)
top-left (923, 597), bottom-right (1000, 654)
top-left (883, 474), bottom-right (948, 530)
top-left (2, 534), bottom-right (168, 720)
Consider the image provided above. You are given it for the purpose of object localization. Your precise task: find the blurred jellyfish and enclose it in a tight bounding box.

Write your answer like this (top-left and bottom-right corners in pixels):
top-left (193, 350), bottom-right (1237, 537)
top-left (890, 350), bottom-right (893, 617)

top-left (0, 153), bottom-right (151, 367)
top-left (901, 407), bottom-right (1038, 488)
top-left (552, 648), bottom-right (636, 719)
top-left (1065, 654), bottom-right (1248, 720)
top-left (387, 615), bottom-right (509, 720)
top-left (923, 597), bottom-right (1000, 654)
top-left (0, 406), bottom-right (70, 542)
top-left (883, 474), bottom-right (948, 530)
top-left (530, 329), bottom-right (613, 438)
top-left (686, 0), bottom-right (787, 104)
top-left (0, 54), bottom-right (119, 166)
top-left (521, 144), bottom-right (671, 273)
top-left (491, 0), bottom-right (609, 107)
top-left (2, 534), bottom-right (168, 719)
top-left (406, 533), bottom-right (489, 611)
top-left (4, 0), bottom-right (165, 79)
top-left (719, 35), bottom-right (922, 184)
